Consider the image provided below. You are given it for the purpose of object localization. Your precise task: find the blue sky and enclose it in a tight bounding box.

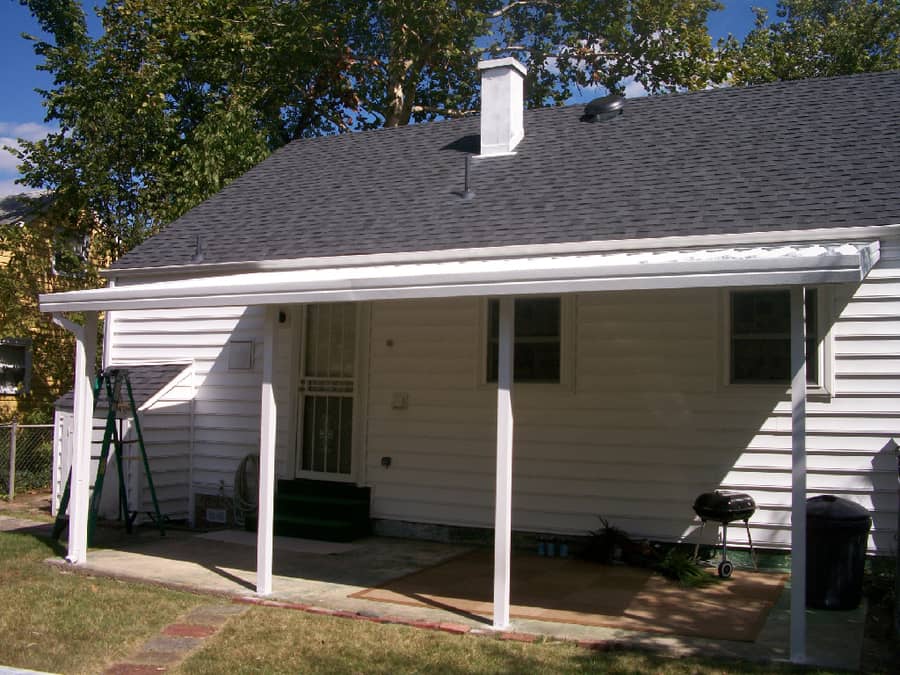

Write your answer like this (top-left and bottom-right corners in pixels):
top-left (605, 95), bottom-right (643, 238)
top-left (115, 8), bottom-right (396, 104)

top-left (0, 1), bottom-right (779, 197)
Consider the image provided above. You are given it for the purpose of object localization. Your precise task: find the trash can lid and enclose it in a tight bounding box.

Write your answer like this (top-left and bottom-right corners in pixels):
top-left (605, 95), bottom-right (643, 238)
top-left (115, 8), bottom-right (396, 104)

top-left (806, 495), bottom-right (872, 530)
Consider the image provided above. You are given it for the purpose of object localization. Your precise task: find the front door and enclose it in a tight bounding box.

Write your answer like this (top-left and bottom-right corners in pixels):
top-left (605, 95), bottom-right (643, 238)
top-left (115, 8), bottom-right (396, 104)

top-left (295, 303), bottom-right (358, 479)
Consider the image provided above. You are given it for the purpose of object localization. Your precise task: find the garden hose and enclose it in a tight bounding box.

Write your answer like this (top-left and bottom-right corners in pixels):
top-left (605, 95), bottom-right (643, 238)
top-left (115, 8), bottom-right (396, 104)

top-left (232, 453), bottom-right (259, 527)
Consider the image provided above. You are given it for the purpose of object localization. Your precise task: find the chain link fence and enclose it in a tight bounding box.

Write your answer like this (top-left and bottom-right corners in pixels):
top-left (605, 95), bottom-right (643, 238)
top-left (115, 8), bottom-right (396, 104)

top-left (0, 422), bottom-right (54, 499)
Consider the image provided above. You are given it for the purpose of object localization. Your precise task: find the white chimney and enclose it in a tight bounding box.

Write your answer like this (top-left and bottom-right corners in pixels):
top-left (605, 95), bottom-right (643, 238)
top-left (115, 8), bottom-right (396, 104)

top-left (478, 57), bottom-right (527, 157)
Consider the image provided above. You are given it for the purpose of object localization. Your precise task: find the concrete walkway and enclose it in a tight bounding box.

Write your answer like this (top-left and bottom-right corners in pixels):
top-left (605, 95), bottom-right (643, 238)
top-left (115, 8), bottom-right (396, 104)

top-left (1, 517), bottom-right (868, 670)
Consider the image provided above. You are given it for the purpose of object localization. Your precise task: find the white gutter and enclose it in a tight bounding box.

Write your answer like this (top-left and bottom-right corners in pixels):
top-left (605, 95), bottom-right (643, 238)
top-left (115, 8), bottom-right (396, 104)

top-left (100, 223), bottom-right (900, 279)
top-left (42, 242), bottom-right (880, 314)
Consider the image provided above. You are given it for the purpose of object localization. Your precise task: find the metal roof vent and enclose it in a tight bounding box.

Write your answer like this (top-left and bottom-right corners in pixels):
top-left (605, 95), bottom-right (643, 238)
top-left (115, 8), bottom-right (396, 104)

top-left (581, 94), bottom-right (625, 123)
top-left (190, 235), bottom-right (207, 263)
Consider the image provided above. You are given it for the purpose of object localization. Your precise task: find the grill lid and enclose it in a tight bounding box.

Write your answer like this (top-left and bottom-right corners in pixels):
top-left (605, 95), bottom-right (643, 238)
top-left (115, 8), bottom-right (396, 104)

top-left (693, 490), bottom-right (756, 523)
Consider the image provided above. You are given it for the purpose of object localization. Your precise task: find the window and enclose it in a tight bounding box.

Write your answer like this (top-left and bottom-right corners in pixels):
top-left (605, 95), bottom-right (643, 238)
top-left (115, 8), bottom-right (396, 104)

top-left (487, 297), bottom-right (561, 383)
top-left (51, 231), bottom-right (90, 278)
top-left (730, 289), bottom-right (819, 385)
top-left (0, 338), bottom-right (32, 395)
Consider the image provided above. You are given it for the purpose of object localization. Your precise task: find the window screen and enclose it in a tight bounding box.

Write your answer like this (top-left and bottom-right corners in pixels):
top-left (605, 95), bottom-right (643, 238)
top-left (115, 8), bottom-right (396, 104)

top-left (730, 289), bottom-right (818, 384)
top-left (487, 297), bottom-right (561, 383)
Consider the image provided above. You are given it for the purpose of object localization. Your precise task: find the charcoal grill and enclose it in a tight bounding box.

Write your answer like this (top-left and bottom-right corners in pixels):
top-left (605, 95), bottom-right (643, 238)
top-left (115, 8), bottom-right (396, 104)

top-left (692, 490), bottom-right (757, 578)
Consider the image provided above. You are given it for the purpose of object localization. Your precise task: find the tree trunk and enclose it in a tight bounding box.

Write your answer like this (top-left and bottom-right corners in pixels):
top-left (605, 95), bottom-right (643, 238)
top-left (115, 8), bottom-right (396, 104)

top-left (383, 57), bottom-right (418, 127)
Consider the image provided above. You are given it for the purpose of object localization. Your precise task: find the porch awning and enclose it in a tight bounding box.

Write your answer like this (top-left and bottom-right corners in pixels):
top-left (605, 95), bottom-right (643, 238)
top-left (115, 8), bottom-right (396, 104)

top-left (40, 241), bottom-right (880, 313)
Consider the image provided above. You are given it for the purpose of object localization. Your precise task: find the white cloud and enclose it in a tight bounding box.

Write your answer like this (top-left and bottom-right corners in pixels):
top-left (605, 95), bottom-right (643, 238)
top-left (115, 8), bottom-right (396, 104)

top-left (0, 121), bottom-right (57, 180)
top-left (0, 178), bottom-right (42, 198)
top-left (622, 77), bottom-right (649, 99)
top-left (0, 122), bottom-right (55, 142)
top-left (0, 141), bottom-right (23, 172)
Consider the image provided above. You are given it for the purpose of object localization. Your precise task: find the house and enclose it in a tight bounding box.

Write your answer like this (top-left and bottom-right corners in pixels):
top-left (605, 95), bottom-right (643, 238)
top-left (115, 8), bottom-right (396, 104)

top-left (1, 194), bottom-right (43, 419)
top-left (40, 60), bottom-right (900, 661)
top-left (1, 192), bottom-right (98, 422)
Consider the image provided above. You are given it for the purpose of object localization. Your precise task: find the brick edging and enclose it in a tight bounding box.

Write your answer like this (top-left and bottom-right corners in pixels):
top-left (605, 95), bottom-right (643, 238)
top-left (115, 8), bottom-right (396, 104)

top-left (232, 596), bottom-right (638, 651)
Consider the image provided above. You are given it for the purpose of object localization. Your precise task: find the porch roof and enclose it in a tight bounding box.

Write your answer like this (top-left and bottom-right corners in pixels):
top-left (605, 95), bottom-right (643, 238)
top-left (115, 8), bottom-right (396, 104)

top-left (40, 240), bottom-right (880, 313)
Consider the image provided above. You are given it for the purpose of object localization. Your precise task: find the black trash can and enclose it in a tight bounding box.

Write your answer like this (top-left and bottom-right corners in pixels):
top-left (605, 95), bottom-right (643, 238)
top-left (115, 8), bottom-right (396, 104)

top-left (806, 495), bottom-right (872, 610)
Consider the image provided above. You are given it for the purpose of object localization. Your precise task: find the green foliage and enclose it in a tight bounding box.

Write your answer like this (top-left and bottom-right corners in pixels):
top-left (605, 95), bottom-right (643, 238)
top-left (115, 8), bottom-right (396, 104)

top-left (655, 548), bottom-right (719, 587)
top-left (10, 1), bottom-right (725, 253)
top-left (14, 0), bottom-right (353, 252)
top-left (723, 0), bottom-right (900, 84)
top-left (0, 194), bottom-right (103, 423)
top-left (341, 1), bottom-right (723, 127)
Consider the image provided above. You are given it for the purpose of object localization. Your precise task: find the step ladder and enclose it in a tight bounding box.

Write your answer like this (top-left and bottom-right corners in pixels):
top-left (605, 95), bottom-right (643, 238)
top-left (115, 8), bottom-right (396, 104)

top-left (53, 368), bottom-right (165, 544)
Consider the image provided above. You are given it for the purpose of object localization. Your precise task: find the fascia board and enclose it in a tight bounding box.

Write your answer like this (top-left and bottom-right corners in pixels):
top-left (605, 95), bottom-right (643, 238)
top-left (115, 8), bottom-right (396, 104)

top-left (101, 223), bottom-right (900, 279)
top-left (40, 243), bottom-right (878, 313)
top-left (41, 268), bottom-right (867, 314)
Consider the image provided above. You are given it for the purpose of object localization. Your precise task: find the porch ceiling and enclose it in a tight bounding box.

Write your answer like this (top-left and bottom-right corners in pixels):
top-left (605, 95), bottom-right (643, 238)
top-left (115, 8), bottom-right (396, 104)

top-left (40, 241), bottom-right (880, 313)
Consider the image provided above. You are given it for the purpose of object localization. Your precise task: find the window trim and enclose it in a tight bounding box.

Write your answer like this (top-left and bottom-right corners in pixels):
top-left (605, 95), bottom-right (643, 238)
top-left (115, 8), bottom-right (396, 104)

top-left (0, 338), bottom-right (33, 397)
top-left (719, 287), bottom-right (833, 396)
top-left (478, 295), bottom-right (575, 390)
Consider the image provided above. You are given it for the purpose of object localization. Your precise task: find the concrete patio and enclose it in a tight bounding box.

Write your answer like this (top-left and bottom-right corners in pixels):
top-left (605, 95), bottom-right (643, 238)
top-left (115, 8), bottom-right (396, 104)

top-left (12, 520), bottom-right (867, 671)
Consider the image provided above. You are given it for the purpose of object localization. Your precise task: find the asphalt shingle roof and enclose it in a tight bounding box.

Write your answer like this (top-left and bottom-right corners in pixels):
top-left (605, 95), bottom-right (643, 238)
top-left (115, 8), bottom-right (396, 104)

top-left (0, 194), bottom-right (49, 226)
top-left (55, 364), bottom-right (190, 410)
top-left (112, 70), bottom-right (900, 271)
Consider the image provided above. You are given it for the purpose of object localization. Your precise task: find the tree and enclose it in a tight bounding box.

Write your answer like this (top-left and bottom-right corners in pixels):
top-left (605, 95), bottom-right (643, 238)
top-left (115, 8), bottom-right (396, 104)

top-left (14, 0), bottom-right (354, 256)
top-left (12, 1), bottom-right (724, 251)
top-left (724, 0), bottom-right (900, 84)
top-left (339, 1), bottom-right (724, 128)
top-left (0, 194), bottom-right (101, 422)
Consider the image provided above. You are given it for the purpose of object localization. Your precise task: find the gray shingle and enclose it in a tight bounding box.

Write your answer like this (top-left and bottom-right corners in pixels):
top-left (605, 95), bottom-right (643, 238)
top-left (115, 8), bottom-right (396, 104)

top-left (54, 364), bottom-right (190, 410)
top-left (111, 70), bottom-right (900, 271)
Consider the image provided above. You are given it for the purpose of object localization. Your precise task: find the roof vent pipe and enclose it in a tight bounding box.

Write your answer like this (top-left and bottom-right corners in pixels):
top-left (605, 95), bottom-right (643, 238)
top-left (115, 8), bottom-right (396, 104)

top-left (462, 155), bottom-right (475, 200)
top-left (478, 57), bottom-right (527, 157)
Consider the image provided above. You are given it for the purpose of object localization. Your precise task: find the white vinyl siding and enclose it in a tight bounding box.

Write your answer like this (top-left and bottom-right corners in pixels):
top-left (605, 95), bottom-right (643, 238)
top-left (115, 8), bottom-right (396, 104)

top-left (109, 302), bottom-right (265, 504)
top-left (104, 236), bottom-right (900, 554)
top-left (52, 367), bottom-right (194, 522)
top-left (107, 298), bottom-right (299, 512)
top-left (365, 238), bottom-right (900, 555)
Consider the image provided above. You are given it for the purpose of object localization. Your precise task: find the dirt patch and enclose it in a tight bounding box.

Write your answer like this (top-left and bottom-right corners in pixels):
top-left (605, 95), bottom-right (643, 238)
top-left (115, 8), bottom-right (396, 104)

top-left (0, 488), bottom-right (54, 521)
top-left (351, 549), bottom-right (787, 642)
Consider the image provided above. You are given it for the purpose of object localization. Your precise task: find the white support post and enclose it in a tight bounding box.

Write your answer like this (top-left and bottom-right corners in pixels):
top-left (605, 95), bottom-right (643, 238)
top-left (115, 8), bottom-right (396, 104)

top-left (493, 297), bottom-right (515, 630)
top-left (256, 306), bottom-right (278, 595)
top-left (67, 311), bottom-right (97, 564)
top-left (790, 286), bottom-right (807, 663)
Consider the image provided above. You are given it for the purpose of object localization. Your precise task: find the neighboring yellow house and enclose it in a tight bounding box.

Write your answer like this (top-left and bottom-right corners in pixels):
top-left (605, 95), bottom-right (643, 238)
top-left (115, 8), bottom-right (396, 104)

top-left (0, 193), bottom-right (90, 422)
top-left (1, 196), bottom-right (36, 419)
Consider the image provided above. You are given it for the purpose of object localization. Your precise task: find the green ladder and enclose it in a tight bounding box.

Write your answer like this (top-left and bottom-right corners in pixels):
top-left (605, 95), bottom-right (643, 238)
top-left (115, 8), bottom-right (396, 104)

top-left (53, 368), bottom-right (165, 544)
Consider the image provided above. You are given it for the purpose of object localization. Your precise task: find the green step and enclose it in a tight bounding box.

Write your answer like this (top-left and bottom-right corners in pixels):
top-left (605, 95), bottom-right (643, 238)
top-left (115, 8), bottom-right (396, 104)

top-left (273, 514), bottom-right (370, 542)
top-left (277, 479), bottom-right (371, 500)
top-left (271, 479), bottom-right (371, 542)
top-left (276, 494), bottom-right (369, 507)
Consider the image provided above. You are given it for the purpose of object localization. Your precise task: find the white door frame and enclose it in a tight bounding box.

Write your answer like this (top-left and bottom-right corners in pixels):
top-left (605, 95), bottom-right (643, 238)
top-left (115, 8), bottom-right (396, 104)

top-left (291, 302), bottom-right (369, 484)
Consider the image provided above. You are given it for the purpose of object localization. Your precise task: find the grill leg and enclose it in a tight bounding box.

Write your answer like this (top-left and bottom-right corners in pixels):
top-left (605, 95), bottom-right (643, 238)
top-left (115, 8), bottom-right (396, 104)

top-left (692, 520), bottom-right (707, 560)
top-left (744, 519), bottom-right (757, 569)
top-left (721, 522), bottom-right (728, 564)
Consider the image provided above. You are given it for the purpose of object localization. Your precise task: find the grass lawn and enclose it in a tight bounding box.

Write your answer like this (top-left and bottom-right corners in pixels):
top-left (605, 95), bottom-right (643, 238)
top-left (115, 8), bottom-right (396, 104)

top-left (0, 522), bottom-right (881, 675)
top-left (178, 605), bottom-right (837, 675)
top-left (0, 529), bottom-right (206, 674)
